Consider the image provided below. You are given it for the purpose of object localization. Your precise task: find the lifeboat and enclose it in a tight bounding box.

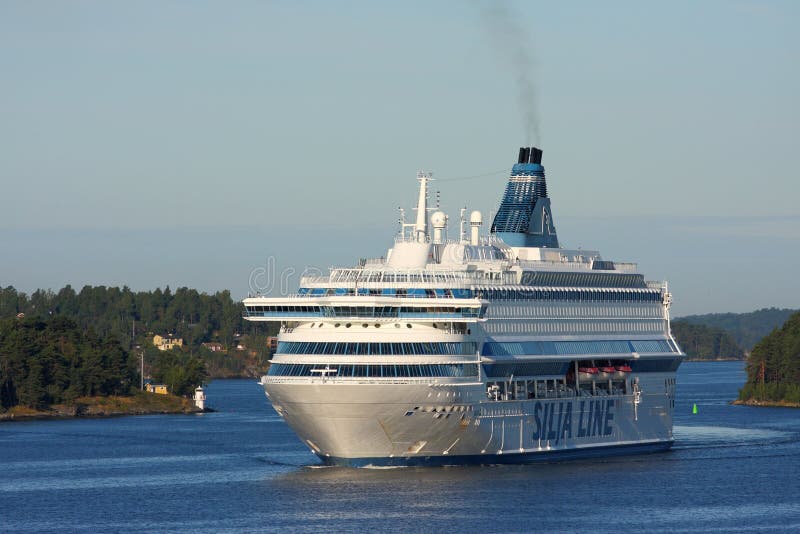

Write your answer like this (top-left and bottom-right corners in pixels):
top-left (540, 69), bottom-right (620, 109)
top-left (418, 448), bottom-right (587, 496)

top-left (614, 364), bottom-right (633, 379)
top-left (597, 364), bottom-right (615, 380)
top-left (578, 366), bottom-right (599, 380)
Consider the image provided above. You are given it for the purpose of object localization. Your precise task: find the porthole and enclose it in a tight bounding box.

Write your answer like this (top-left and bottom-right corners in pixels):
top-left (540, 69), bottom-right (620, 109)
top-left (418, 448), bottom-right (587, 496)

top-left (394, 324), bottom-right (400, 329)
top-left (432, 323), bottom-right (438, 329)
top-left (318, 323), bottom-right (323, 328)
top-left (406, 324), bottom-right (412, 329)
top-left (346, 323), bottom-right (352, 328)
top-left (374, 324), bottom-right (380, 328)
top-left (309, 323), bottom-right (315, 328)
top-left (362, 323), bottom-right (368, 328)
top-left (335, 323), bottom-right (341, 328)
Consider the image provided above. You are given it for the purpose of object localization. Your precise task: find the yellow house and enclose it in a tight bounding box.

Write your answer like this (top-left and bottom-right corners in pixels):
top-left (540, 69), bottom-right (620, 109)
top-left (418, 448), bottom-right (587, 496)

top-left (153, 334), bottom-right (183, 351)
top-left (146, 384), bottom-right (169, 395)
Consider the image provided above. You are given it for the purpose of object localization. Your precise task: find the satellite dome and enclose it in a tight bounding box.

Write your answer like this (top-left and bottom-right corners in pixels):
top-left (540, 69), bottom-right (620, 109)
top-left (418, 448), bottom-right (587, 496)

top-left (470, 210), bottom-right (483, 224)
top-left (431, 211), bottom-right (447, 228)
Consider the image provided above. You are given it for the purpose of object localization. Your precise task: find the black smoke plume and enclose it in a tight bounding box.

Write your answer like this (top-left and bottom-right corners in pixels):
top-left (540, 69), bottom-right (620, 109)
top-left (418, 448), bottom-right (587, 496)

top-left (483, 2), bottom-right (541, 145)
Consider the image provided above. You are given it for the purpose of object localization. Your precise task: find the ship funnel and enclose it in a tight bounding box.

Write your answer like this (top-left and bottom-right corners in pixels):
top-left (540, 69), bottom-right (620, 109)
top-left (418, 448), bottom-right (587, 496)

top-left (490, 146), bottom-right (559, 248)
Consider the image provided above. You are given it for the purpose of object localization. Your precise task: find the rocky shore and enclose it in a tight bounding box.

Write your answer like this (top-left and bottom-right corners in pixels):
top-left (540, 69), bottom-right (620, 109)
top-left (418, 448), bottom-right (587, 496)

top-left (0, 392), bottom-right (203, 422)
top-left (732, 399), bottom-right (800, 408)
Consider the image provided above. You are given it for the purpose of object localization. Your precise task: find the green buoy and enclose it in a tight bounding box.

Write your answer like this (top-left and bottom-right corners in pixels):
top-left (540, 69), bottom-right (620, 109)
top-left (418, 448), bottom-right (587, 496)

top-left (692, 403), bottom-right (698, 414)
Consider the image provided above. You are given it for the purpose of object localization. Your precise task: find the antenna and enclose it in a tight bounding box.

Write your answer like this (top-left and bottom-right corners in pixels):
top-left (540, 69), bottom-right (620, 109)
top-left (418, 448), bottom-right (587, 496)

top-left (459, 206), bottom-right (467, 244)
top-left (414, 171), bottom-right (433, 243)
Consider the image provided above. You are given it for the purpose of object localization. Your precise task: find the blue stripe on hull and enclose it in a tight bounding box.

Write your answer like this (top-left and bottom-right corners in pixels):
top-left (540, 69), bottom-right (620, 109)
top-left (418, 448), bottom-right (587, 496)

top-left (319, 441), bottom-right (673, 468)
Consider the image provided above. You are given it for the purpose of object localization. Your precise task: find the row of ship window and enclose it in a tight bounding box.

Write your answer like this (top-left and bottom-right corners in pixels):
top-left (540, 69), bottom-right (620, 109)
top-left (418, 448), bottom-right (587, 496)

top-left (245, 305), bottom-right (483, 318)
top-left (273, 340), bottom-right (673, 357)
top-left (483, 358), bottom-right (680, 377)
top-left (276, 341), bottom-right (478, 356)
top-left (246, 290), bottom-right (662, 318)
top-left (482, 322), bottom-right (666, 336)
top-left (474, 289), bottom-right (662, 302)
top-left (267, 359), bottom-right (680, 378)
top-left (268, 363), bottom-right (479, 378)
top-left (295, 286), bottom-right (661, 301)
top-left (481, 339), bottom-right (676, 356)
top-left (519, 271), bottom-right (646, 288)
top-left (320, 306), bottom-right (482, 317)
top-left (298, 288), bottom-right (473, 298)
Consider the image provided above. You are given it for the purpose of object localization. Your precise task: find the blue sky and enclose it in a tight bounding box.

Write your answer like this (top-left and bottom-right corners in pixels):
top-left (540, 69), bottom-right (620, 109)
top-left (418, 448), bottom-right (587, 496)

top-left (1, 1), bottom-right (798, 315)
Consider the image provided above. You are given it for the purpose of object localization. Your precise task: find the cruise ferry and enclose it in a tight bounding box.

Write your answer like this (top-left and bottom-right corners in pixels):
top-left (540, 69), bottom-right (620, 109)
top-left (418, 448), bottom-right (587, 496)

top-left (245, 146), bottom-right (683, 466)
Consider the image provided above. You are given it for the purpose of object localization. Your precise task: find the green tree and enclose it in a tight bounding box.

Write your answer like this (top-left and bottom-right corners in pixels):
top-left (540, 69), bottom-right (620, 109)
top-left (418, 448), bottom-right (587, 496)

top-left (739, 311), bottom-right (800, 403)
top-left (0, 316), bottom-right (138, 409)
top-left (151, 350), bottom-right (208, 397)
top-left (672, 320), bottom-right (744, 360)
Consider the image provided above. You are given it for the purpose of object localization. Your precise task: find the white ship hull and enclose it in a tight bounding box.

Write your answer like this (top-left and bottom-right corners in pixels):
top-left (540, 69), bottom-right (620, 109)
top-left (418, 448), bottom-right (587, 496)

top-left (262, 374), bottom-right (675, 466)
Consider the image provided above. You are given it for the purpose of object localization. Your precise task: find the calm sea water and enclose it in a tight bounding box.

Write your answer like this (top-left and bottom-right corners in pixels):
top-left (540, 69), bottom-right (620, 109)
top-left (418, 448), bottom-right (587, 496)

top-left (2, 362), bottom-right (799, 533)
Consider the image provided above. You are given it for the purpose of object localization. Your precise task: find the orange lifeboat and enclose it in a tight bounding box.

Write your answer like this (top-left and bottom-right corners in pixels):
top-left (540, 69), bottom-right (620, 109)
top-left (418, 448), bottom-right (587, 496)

top-left (578, 366), bottom-right (599, 380)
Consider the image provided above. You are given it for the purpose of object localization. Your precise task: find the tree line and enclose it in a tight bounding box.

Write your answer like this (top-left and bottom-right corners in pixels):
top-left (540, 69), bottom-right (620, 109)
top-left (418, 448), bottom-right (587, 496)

top-left (0, 316), bottom-right (136, 409)
top-left (677, 308), bottom-right (798, 351)
top-left (671, 320), bottom-right (744, 360)
top-left (739, 311), bottom-right (800, 404)
top-left (0, 285), bottom-right (277, 409)
top-left (0, 285), bottom-right (245, 350)
top-left (0, 285), bottom-right (276, 376)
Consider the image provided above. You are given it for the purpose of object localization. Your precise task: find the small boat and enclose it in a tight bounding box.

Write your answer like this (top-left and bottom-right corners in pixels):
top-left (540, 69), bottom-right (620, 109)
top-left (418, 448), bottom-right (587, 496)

top-left (597, 364), bottom-right (615, 380)
top-left (578, 366), bottom-right (599, 380)
top-left (614, 364), bottom-right (632, 379)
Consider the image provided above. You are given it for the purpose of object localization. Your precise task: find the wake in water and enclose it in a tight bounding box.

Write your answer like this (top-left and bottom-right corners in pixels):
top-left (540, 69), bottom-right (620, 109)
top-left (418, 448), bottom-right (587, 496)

top-left (673, 425), bottom-right (796, 450)
top-left (252, 456), bottom-right (310, 468)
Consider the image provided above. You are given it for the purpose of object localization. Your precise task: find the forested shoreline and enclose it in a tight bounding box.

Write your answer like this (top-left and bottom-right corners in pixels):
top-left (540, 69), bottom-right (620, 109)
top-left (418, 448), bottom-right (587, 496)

top-left (0, 316), bottom-right (134, 409)
top-left (671, 320), bottom-right (744, 360)
top-left (0, 285), bottom-right (276, 414)
top-left (671, 308), bottom-right (798, 360)
top-left (738, 311), bottom-right (800, 405)
top-left (679, 308), bottom-right (797, 351)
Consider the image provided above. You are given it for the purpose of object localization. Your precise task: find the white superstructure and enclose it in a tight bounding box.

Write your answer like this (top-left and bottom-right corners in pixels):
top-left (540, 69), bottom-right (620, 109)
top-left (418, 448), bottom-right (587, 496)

top-left (245, 146), bottom-right (683, 466)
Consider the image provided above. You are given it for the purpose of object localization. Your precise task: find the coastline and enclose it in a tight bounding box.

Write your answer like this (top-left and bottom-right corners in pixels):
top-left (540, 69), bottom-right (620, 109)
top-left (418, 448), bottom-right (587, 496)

top-left (732, 398), bottom-right (800, 409)
top-left (0, 392), bottom-right (203, 422)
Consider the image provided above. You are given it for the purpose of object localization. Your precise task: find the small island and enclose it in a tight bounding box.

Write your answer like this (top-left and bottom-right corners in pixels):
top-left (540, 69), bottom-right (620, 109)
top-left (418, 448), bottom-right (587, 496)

top-left (736, 310), bottom-right (800, 407)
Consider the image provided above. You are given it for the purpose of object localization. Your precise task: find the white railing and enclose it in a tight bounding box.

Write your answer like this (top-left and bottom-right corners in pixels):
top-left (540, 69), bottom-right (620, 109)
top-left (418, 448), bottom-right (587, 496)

top-left (517, 260), bottom-right (593, 272)
top-left (516, 260), bottom-right (639, 273)
top-left (300, 276), bottom-right (330, 284)
top-left (300, 270), bottom-right (515, 288)
top-left (261, 375), bottom-right (471, 385)
top-left (614, 262), bottom-right (639, 273)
